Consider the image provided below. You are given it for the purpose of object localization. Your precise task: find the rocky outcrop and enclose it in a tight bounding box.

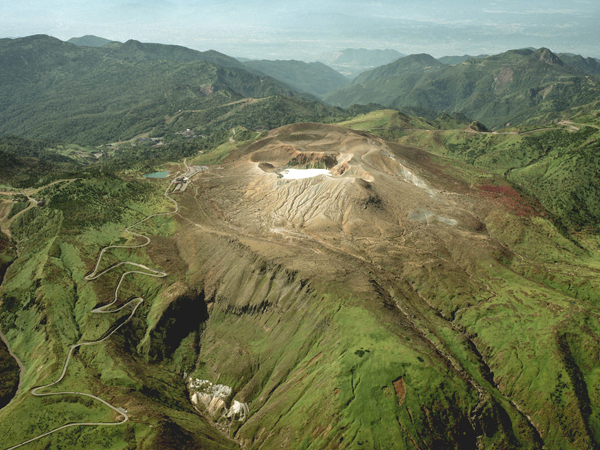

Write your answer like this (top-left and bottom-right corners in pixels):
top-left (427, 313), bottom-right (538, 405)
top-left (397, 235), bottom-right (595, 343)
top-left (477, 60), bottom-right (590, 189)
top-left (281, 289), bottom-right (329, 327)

top-left (188, 378), bottom-right (249, 423)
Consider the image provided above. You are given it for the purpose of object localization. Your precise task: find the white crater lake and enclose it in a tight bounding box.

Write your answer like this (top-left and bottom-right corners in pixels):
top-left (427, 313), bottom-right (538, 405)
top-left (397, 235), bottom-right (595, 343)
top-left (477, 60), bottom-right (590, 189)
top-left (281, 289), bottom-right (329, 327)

top-left (281, 169), bottom-right (331, 179)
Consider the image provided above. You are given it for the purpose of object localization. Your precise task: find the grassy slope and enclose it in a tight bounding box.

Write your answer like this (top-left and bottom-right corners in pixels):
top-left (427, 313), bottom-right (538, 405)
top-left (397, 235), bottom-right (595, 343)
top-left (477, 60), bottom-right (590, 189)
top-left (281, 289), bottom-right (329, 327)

top-left (0, 172), bottom-right (238, 449)
top-left (337, 109), bottom-right (471, 133)
top-left (334, 110), bottom-right (600, 448)
top-left (172, 229), bottom-right (486, 449)
top-left (0, 229), bottom-right (19, 410)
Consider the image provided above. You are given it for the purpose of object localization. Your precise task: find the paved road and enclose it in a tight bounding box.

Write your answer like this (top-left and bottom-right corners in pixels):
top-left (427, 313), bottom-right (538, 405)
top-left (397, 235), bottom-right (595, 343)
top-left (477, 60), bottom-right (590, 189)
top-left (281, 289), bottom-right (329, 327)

top-left (557, 119), bottom-right (600, 130)
top-left (4, 174), bottom-right (182, 450)
top-left (1, 179), bottom-right (80, 239)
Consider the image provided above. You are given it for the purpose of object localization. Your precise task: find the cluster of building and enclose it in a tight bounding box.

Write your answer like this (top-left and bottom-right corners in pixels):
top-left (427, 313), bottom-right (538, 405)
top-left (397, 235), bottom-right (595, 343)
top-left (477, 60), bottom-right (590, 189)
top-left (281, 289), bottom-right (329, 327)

top-left (176, 129), bottom-right (205, 139)
top-left (171, 165), bottom-right (209, 193)
top-left (172, 176), bottom-right (190, 193)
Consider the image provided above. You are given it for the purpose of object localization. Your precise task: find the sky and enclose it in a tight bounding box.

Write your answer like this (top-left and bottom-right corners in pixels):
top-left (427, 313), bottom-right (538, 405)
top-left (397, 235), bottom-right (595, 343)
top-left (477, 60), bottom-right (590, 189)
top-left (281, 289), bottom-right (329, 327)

top-left (2, 0), bottom-right (599, 60)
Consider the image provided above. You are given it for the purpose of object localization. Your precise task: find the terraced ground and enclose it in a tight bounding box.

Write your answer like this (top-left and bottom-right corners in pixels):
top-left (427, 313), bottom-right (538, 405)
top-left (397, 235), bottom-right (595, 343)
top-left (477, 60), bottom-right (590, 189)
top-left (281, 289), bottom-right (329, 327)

top-left (1, 117), bottom-right (600, 449)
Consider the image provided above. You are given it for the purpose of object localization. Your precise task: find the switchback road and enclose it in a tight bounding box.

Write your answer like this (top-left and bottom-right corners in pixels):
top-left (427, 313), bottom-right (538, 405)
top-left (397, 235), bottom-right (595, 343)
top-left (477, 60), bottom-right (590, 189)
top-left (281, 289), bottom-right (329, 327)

top-left (4, 171), bottom-right (183, 450)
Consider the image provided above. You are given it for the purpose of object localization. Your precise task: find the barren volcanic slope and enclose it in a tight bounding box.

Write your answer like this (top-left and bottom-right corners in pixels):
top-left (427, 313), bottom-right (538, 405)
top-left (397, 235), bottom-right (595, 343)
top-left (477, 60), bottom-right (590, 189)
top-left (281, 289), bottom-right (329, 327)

top-left (2, 122), bottom-right (600, 449)
top-left (167, 123), bottom-right (600, 448)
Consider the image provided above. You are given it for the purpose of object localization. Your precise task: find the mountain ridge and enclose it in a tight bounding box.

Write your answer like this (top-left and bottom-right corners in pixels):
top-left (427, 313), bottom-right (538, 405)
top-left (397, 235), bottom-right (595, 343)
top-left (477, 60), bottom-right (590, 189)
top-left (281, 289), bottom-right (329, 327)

top-left (0, 35), bottom-right (327, 144)
top-left (316, 48), bottom-right (405, 78)
top-left (324, 47), bottom-right (600, 129)
top-left (67, 35), bottom-right (118, 47)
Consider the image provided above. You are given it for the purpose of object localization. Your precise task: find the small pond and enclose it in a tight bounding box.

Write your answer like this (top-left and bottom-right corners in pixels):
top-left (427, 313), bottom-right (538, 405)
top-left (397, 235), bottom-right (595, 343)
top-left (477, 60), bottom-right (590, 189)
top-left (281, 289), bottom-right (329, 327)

top-left (143, 171), bottom-right (170, 178)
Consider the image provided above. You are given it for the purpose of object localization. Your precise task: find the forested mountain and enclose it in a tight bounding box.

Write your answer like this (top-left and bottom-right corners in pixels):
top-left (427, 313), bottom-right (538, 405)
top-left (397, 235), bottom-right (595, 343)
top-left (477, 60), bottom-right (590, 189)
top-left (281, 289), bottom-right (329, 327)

top-left (437, 54), bottom-right (487, 64)
top-left (67, 35), bottom-right (117, 47)
top-left (352, 53), bottom-right (443, 83)
top-left (557, 53), bottom-right (600, 75)
top-left (324, 48), bottom-right (600, 129)
top-left (104, 38), bottom-right (246, 68)
top-left (0, 35), bottom-right (324, 144)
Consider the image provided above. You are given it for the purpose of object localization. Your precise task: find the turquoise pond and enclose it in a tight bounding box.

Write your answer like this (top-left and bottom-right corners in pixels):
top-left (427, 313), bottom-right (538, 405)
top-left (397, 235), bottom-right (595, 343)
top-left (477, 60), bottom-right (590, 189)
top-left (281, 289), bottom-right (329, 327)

top-left (143, 171), bottom-right (169, 178)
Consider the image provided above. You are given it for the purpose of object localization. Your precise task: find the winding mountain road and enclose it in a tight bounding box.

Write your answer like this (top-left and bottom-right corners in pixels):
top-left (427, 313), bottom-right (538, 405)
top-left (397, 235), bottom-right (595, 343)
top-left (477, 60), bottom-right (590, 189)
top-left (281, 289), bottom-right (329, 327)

top-left (4, 170), bottom-right (184, 450)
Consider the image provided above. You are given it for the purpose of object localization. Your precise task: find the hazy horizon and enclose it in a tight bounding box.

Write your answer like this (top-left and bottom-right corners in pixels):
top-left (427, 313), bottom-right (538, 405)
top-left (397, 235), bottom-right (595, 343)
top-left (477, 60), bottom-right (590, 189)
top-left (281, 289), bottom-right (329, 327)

top-left (2, 0), bottom-right (599, 61)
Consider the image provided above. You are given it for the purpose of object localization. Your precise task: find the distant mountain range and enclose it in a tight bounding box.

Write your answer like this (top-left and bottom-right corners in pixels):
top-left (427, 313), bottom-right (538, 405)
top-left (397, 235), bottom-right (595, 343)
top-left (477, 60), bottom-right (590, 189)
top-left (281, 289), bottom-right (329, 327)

top-left (324, 48), bottom-right (600, 129)
top-left (67, 35), bottom-right (118, 47)
top-left (3, 35), bottom-right (600, 142)
top-left (0, 35), bottom-right (385, 145)
top-left (242, 59), bottom-right (348, 98)
top-left (0, 35), bottom-right (321, 144)
top-left (65, 36), bottom-right (350, 99)
top-left (316, 48), bottom-right (405, 78)
top-left (556, 53), bottom-right (600, 75)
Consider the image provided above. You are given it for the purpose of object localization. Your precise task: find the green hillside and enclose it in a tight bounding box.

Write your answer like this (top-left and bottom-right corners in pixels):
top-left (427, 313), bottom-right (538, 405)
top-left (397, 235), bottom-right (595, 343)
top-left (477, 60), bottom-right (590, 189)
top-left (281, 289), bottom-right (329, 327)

top-left (243, 59), bottom-right (348, 98)
top-left (337, 108), bottom-right (472, 133)
top-left (0, 35), bottom-right (314, 145)
top-left (354, 53), bottom-right (443, 82)
top-left (0, 136), bottom-right (85, 188)
top-left (323, 53), bottom-right (445, 106)
top-left (324, 48), bottom-right (600, 129)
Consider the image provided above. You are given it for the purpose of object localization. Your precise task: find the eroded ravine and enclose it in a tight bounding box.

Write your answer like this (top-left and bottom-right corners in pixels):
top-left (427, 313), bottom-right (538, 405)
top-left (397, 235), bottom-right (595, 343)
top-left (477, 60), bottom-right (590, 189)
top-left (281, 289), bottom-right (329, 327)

top-left (0, 246), bottom-right (23, 411)
top-left (0, 325), bottom-right (23, 410)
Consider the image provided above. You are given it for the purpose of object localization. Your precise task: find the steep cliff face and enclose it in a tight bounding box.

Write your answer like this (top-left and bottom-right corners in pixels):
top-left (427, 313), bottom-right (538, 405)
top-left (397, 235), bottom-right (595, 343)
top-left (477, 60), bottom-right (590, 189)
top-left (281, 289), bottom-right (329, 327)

top-left (141, 287), bottom-right (208, 362)
top-left (0, 230), bottom-right (19, 410)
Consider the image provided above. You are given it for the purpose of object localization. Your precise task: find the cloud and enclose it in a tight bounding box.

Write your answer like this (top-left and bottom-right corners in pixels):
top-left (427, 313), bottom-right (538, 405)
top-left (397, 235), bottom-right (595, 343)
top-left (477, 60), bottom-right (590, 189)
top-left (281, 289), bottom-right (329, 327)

top-left (482, 10), bottom-right (530, 14)
top-left (483, 8), bottom-right (584, 15)
top-left (526, 9), bottom-right (584, 15)
top-left (2, 0), bottom-right (600, 59)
